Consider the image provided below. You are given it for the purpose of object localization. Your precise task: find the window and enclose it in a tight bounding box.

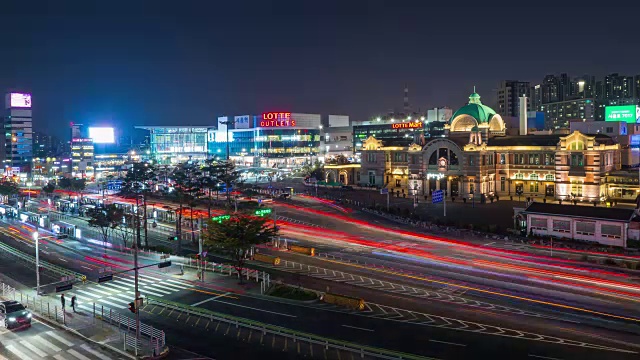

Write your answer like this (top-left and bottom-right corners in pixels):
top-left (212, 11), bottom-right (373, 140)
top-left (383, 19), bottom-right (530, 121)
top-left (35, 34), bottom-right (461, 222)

top-left (530, 174), bottom-right (538, 181)
top-left (569, 141), bottom-right (584, 150)
top-left (576, 222), bottom-right (595, 235)
top-left (367, 153), bottom-right (376, 162)
top-left (545, 174), bottom-right (554, 181)
top-left (515, 173), bottom-right (524, 179)
top-left (393, 152), bottom-right (405, 162)
top-left (395, 179), bottom-right (401, 187)
top-left (601, 224), bottom-right (622, 238)
top-left (410, 155), bottom-right (417, 165)
top-left (529, 154), bottom-right (540, 165)
top-left (544, 153), bottom-right (554, 165)
top-left (469, 183), bottom-right (474, 194)
top-left (469, 155), bottom-right (475, 166)
top-left (530, 217), bottom-right (547, 230)
top-left (368, 171), bottom-right (375, 185)
top-left (605, 127), bottom-right (613, 133)
top-left (516, 154), bottom-right (525, 164)
top-left (552, 220), bottom-right (571, 233)
top-left (500, 177), bottom-right (505, 191)
top-left (500, 153), bottom-right (506, 164)
top-left (529, 181), bottom-right (538, 192)
top-left (487, 154), bottom-right (493, 165)
top-left (570, 154), bottom-right (584, 166)
top-left (571, 182), bottom-right (582, 197)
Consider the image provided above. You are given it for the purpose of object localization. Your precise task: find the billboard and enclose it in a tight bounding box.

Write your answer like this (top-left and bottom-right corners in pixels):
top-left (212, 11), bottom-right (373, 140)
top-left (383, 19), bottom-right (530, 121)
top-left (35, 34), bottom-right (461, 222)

top-left (259, 112), bottom-right (295, 127)
top-left (605, 105), bottom-right (640, 123)
top-left (88, 127), bottom-right (115, 144)
top-left (391, 122), bottom-right (423, 129)
top-left (8, 93), bottom-right (32, 108)
top-left (234, 115), bottom-right (251, 129)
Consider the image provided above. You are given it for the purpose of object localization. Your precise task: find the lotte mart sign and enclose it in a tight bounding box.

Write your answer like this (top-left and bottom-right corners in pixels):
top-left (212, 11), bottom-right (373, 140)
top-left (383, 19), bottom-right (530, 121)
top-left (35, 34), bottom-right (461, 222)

top-left (391, 122), bottom-right (423, 129)
top-left (260, 112), bottom-right (296, 127)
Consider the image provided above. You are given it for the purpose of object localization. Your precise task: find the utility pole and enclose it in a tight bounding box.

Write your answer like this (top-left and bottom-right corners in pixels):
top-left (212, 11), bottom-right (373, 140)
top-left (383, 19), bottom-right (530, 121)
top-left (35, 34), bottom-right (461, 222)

top-left (133, 195), bottom-right (141, 344)
top-left (33, 232), bottom-right (40, 295)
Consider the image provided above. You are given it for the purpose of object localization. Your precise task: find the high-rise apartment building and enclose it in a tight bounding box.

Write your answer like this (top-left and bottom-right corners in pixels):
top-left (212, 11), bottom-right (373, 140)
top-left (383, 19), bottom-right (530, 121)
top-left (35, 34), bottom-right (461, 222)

top-left (497, 80), bottom-right (530, 117)
top-left (3, 92), bottom-right (33, 174)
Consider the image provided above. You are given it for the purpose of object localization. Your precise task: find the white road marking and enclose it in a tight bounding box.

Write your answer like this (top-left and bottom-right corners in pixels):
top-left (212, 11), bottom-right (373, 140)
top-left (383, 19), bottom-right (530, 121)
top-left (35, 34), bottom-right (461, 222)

top-left (68, 348), bottom-right (92, 360)
top-left (32, 334), bottom-right (62, 353)
top-left (54, 354), bottom-right (67, 360)
top-left (80, 266), bottom-right (92, 270)
top-left (6, 345), bottom-right (32, 360)
top-left (140, 284), bottom-right (173, 294)
top-left (429, 339), bottom-right (466, 347)
top-left (75, 289), bottom-right (106, 298)
top-left (98, 282), bottom-right (130, 291)
top-left (83, 287), bottom-right (113, 296)
top-left (138, 288), bottom-right (166, 297)
top-left (483, 242), bottom-right (495, 246)
top-left (191, 292), bottom-right (231, 306)
top-left (528, 355), bottom-right (563, 360)
top-left (20, 340), bottom-right (48, 357)
top-left (45, 330), bottom-right (74, 346)
top-left (150, 282), bottom-right (184, 291)
top-left (204, 299), bottom-right (296, 317)
top-left (137, 274), bottom-right (162, 281)
top-left (33, 319), bottom-right (54, 329)
top-left (166, 279), bottom-right (194, 287)
top-left (58, 258), bottom-right (68, 262)
top-left (96, 299), bottom-right (127, 308)
top-left (80, 344), bottom-right (112, 360)
top-left (341, 324), bottom-right (374, 332)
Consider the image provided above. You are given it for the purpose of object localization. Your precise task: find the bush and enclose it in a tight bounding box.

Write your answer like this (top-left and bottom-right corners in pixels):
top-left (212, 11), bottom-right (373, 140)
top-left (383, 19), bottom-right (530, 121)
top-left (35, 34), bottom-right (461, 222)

top-left (268, 284), bottom-right (318, 301)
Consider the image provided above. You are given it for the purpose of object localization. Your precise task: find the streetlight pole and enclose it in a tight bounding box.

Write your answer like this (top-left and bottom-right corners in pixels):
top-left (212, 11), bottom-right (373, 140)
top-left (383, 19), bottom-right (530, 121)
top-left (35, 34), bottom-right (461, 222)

top-left (33, 231), bottom-right (40, 295)
top-left (133, 196), bottom-right (141, 343)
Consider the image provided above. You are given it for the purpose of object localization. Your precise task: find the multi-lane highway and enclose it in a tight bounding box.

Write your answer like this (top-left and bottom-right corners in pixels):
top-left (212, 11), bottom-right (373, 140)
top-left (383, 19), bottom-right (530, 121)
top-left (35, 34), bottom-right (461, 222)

top-left (3, 192), bottom-right (640, 359)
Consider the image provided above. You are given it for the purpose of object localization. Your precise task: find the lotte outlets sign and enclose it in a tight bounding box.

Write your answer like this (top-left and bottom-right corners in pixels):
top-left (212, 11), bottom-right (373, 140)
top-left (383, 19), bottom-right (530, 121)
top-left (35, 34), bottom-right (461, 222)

top-left (260, 112), bottom-right (296, 127)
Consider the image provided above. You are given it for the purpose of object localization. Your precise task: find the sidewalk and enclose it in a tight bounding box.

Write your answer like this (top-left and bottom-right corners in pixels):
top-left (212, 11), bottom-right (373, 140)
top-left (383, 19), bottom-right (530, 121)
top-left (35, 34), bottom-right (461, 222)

top-left (0, 273), bottom-right (136, 359)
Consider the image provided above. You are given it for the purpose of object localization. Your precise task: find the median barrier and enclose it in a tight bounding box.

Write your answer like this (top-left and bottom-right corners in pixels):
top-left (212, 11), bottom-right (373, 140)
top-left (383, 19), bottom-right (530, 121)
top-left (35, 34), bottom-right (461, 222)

top-left (320, 292), bottom-right (365, 311)
top-left (289, 244), bottom-right (315, 256)
top-left (143, 296), bottom-right (430, 360)
top-left (253, 253), bottom-right (281, 265)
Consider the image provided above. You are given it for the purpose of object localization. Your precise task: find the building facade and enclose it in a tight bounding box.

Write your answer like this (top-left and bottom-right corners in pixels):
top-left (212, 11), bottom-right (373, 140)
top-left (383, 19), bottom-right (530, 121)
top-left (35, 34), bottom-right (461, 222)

top-left (3, 93), bottom-right (33, 174)
top-left (346, 91), bottom-right (624, 204)
top-left (497, 80), bottom-right (531, 117)
top-left (136, 126), bottom-right (208, 165)
top-left (71, 138), bottom-right (94, 178)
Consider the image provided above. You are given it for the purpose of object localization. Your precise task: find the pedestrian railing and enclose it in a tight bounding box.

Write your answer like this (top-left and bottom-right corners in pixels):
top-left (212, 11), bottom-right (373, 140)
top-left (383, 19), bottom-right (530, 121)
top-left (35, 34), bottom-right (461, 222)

top-left (0, 281), bottom-right (165, 357)
top-left (145, 296), bottom-right (431, 360)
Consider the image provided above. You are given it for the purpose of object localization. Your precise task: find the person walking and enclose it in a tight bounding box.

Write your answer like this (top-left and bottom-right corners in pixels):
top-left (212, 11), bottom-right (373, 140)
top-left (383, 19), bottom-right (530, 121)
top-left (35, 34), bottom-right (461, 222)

top-left (60, 294), bottom-right (66, 311)
top-left (71, 295), bottom-right (77, 313)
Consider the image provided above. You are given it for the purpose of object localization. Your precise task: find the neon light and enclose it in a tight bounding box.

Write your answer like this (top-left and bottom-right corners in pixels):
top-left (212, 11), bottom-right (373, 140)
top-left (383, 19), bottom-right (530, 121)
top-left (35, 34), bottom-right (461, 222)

top-left (391, 122), bottom-right (423, 129)
top-left (260, 112), bottom-right (295, 127)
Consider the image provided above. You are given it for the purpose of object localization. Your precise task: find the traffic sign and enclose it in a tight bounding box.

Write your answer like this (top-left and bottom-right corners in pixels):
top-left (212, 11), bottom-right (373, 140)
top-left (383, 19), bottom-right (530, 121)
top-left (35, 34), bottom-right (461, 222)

top-left (380, 188), bottom-right (388, 195)
top-left (212, 214), bottom-right (231, 223)
top-left (255, 208), bottom-right (272, 216)
top-left (432, 190), bottom-right (444, 204)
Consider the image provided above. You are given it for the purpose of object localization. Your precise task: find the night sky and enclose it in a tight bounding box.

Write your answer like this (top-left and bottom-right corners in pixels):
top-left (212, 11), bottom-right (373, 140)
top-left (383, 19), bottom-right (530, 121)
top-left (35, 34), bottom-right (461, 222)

top-left (1, 1), bottom-right (639, 139)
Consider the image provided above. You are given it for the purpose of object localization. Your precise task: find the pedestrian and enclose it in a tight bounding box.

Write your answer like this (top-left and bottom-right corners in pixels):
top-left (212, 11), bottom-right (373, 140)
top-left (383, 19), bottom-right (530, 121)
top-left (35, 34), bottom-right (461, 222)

top-left (71, 295), bottom-right (77, 313)
top-left (60, 293), bottom-right (66, 311)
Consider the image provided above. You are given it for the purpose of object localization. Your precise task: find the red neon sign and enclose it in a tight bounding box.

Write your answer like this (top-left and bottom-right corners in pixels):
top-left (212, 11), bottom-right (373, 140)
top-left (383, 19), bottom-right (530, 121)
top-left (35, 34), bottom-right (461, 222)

top-left (260, 112), bottom-right (296, 127)
top-left (391, 122), bottom-right (423, 129)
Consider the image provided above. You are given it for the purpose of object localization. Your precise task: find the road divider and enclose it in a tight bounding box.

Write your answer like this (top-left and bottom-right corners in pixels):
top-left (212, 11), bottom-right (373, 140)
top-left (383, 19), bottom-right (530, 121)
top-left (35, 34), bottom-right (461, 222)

top-left (289, 245), bottom-right (315, 256)
top-left (0, 240), bottom-right (86, 283)
top-left (321, 293), bottom-right (365, 311)
top-left (253, 253), bottom-right (281, 266)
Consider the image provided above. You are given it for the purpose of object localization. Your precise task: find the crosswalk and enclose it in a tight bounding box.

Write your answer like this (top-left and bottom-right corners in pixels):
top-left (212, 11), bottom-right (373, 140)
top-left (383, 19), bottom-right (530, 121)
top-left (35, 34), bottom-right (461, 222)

top-left (53, 273), bottom-right (194, 312)
top-left (0, 329), bottom-right (114, 360)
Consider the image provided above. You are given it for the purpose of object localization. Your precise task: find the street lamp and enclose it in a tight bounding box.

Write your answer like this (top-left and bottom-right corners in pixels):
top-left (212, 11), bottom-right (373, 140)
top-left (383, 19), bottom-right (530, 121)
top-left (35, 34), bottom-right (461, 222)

top-left (27, 182), bottom-right (33, 200)
top-left (33, 232), bottom-right (40, 295)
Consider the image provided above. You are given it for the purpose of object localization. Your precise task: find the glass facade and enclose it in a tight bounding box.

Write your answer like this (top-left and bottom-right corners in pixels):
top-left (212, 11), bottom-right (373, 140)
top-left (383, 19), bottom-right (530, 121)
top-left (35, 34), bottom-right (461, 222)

top-left (143, 127), bottom-right (208, 164)
top-left (208, 129), bottom-right (320, 159)
top-left (353, 124), bottom-right (423, 150)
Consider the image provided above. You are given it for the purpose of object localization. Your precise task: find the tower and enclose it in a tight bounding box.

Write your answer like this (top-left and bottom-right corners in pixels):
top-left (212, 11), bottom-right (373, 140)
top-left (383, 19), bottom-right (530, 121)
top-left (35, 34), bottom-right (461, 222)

top-left (403, 85), bottom-right (410, 113)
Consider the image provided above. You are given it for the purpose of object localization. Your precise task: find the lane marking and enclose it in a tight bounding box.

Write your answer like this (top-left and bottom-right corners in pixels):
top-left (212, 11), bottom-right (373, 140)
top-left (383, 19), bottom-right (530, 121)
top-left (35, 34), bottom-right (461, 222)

top-left (192, 288), bottom-right (238, 299)
top-left (20, 340), bottom-right (48, 357)
top-left (319, 258), bottom-right (640, 323)
top-left (68, 348), bottom-right (92, 360)
top-left (429, 339), bottom-right (466, 347)
top-left (33, 319), bottom-right (54, 329)
top-left (58, 257), bottom-right (68, 262)
top-left (191, 293), bottom-right (232, 306)
top-left (6, 345), bottom-right (32, 360)
top-left (483, 242), bottom-right (495, 246)
top-left (341, 324), bottom-right (374, 332)
top-left (32, 334), bottom-right (62, 353)
top-left (80, 344), bottom-right (113, 360)
top-left (202, 298), bottom-right (296, 317)
top-left (81, 266), bottom-right (92, 270)
top-left (528, 355), bottom-right (563, 360)
top-left (45, 330), bottom-right (74, 347)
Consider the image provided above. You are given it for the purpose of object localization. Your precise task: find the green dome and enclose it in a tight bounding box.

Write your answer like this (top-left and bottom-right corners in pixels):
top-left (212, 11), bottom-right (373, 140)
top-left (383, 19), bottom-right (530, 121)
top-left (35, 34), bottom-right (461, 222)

top-left (449, 91), bottom-right (498, 124)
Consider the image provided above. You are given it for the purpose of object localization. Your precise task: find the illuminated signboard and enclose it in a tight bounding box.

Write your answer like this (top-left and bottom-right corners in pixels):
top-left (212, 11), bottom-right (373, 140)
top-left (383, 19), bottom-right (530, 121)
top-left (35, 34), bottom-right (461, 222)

top-left (391, 122), bottom-right (424, 129)
top-left (259, 112), bottom-right (296, 127)
top-left (9, 93), bottom-right (32, 108)
top-left (88, 127), bottom-right (115, 143)
top-left (605, 105), bottom-right (640, 124)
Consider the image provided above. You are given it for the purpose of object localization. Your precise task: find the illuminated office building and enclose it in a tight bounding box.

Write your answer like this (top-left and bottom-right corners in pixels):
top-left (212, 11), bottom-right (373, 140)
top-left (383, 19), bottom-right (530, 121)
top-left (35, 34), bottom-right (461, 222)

top-left (3, 92), bottom-right (33, 174)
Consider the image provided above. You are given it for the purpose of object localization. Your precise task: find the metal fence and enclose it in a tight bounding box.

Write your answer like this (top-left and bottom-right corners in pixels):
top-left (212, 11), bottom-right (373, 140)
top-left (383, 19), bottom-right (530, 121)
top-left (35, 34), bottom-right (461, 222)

top-left (0, 240), bottom-right (86, 282)
top-left (0, 281), bottom-right (165, 357)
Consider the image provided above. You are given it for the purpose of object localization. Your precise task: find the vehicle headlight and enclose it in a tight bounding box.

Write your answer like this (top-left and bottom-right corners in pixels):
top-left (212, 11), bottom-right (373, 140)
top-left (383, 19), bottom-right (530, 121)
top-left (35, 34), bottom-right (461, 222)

top-left (8, 317), bottom-right (16, 322)
top-left (26, 313), bottom-right (32, 318)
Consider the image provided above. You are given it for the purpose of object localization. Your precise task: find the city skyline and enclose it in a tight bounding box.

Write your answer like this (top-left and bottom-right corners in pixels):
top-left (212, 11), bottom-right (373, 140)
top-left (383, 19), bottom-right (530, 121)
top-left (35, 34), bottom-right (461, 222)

top-left (2, 2), bottom-right (640, 139)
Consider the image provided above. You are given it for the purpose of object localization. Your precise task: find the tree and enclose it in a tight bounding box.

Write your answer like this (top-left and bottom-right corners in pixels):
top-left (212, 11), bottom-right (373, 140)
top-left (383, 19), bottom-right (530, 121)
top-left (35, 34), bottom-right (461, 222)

top-left (86, 204), bottom-right (124, 253)
top-left (218, 161), bottom-right (241, 206)
top-left (203, 213), bottom-right (278, 284)
top-left (0, 179), bottom-right (19, 203)
top-left (170, 163), bottom-right (199, 254)
top-left (201, 159), bottom-right (223, 218)
top-left (300, 160), bottom-right (324, 180)
top-left (121, 162), bottom-right (158, 248)
top-left (42, 182), bottom-right (56, 197)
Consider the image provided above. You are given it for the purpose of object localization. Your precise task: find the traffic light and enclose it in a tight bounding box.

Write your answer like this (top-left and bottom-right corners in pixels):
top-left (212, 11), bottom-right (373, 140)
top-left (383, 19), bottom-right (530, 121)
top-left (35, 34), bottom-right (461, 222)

top-left (168, 236), bottom-right (178, 241)
top-left (128, 302), bottom-right (136, 313)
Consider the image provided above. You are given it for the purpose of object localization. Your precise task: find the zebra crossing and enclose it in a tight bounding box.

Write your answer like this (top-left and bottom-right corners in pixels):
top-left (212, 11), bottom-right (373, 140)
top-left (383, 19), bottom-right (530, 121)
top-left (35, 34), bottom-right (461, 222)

top-left (0, 328), bottom-right (117, 360)
top-left (53, 273), bottom-right (194, 312)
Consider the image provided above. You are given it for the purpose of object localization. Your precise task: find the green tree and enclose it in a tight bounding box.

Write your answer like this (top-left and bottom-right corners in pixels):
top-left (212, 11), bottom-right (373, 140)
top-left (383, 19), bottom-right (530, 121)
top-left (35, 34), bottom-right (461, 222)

top-left (121, 163), bottom-right (158, 248)
top-left (170, 163), bottom-right (200, 254)
top-left (42, 182), bottom-right (56, 197)
top-left (0, 179), bottom-right (19, 203)
top-left (86, 204), bottom-right (124, 251)
top-left (203, 213), bottom-right (278, 283)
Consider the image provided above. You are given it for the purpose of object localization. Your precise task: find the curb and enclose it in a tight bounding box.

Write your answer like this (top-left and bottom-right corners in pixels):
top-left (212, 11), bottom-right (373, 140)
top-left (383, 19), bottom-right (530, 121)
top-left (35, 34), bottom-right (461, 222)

top-left (32, 313), bottom-right (137, 360)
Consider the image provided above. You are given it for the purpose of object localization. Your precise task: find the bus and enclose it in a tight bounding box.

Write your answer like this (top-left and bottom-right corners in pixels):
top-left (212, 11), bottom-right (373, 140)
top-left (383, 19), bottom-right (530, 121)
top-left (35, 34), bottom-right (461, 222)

top-left (51, 221), bottom-right (77, 239)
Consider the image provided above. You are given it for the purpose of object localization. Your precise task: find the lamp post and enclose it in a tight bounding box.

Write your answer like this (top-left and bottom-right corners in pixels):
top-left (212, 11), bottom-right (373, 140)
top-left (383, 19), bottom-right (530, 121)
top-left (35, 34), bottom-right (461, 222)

top-left (27, 182), bottom-right (33, 201)
top-left (33, 231), bottom-right (40, 295)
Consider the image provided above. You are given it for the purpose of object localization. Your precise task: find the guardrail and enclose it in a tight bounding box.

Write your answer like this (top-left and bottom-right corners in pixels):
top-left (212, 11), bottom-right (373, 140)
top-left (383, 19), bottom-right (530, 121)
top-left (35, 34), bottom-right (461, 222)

top-left (145, 296), bottom-right (430, 360)
top-left (0, 281), bottom-right (165, 357)
top-left (0, 240), bottom-right (86, 282)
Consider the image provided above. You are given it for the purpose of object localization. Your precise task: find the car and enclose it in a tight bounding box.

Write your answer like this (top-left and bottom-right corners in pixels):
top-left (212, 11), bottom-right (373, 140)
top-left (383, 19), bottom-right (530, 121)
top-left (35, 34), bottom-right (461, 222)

top-left (278, 193), bottom-right (290, 199)
top-left (0, 300), bottom-right (32, 329)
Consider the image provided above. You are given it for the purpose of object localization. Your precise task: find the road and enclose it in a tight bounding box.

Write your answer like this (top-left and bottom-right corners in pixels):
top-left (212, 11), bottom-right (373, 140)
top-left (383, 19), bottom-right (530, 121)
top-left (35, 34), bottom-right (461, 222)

top-left (6, 194), bottom-right (640, 359)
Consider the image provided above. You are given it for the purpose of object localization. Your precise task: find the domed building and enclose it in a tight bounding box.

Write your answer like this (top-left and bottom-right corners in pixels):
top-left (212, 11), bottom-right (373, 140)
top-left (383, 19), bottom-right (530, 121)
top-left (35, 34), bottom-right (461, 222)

top-left (446, 89), bottom-right (505, 136)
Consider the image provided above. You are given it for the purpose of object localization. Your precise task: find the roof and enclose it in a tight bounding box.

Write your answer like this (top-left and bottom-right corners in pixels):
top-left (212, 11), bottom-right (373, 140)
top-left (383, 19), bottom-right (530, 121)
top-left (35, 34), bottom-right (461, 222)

top-left (488, 135), bottom-right (562, 147)
top-left (522, 202), bottom-right (637, 222)
top-left (449, 92), bottom-right (498, 124)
